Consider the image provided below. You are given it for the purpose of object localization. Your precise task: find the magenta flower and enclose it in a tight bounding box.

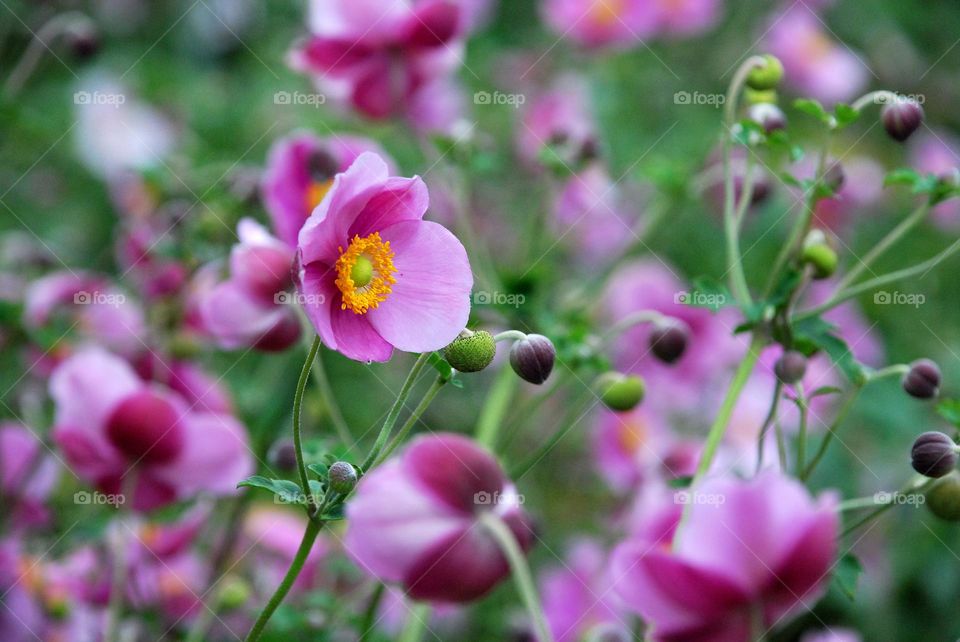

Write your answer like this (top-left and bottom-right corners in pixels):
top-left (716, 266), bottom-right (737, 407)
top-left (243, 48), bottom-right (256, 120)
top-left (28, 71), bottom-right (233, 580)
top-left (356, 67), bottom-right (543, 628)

top-left (50, 348), bottom-right (253, 511)
top-left (296, 152), bottom-right (472, 362)
top-left (653, 0), bottom-right (723, 37)
top-left (517, 75), bottom-right (595, 168)
top-left (910, 130), bottom-right (960, 228)
top-left (290, 0), bottom-right (465, 120)
top-left (262, 132), bottom-right (395, 248)
top-left (344, 433), bottom-right (534, 602)
top-left (243, 506), bottom-right (329, 593)
top-left (0, 423), bottom-right (60, 529)
top-left (542, 0), bottom-right (659, 49)
top-left (198, 219), bottom-right (302, 352)
top-left (612, 471), bottom-right (838, 641)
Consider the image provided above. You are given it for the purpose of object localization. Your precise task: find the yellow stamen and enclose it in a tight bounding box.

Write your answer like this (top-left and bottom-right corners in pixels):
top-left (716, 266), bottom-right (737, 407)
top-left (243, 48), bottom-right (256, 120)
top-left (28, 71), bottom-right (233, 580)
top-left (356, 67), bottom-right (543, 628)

top-left (304, 179), bottom-right (334, 214)
top-left (617, 420), bottom-right (647, 454)
top-left (590, 0), bottom-right (624, 27)
top-left (335, 232), bottom-right (397, 314)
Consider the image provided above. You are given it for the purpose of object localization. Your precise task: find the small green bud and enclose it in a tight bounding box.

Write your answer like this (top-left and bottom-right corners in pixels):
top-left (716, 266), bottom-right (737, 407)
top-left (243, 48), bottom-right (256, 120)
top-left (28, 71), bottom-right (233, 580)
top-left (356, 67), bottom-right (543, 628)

top-left (926, 471), bottom-right (960, 521)
top-left (595, 372), bottom-right (645, 412)
top-left (743, 88), bottom-right (778, 105)
top-left (443, 330), bottom-right (496, 373)
top-left (800, 230), bottom-right (837, 279)
top-left (328, 461), bottom-right (358, 495)
top-left (218, 576), bottom-right (252, 610)
top-left (746, 55), bottom-right (784, 91)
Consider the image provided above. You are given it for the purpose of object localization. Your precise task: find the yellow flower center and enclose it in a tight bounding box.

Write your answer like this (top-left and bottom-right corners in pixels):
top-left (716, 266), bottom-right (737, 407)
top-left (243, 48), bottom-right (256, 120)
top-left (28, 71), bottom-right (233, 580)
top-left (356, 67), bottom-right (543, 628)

top-left (617, 419), bottom-right (647, 454)
top-left (590, 0), bottom-right (624, 27)
top-left (335, 232), bottom-right (397, 314)
top-left (304, 179), bottom-right (334, 214)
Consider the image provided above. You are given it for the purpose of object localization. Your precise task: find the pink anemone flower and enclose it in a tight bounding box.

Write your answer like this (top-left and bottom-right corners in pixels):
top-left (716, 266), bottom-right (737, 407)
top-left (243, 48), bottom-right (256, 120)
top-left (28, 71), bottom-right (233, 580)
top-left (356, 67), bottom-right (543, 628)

top-left (344, 433), bottom-right (534, 602)
top-left (49, 348), bottom-right (253, 511)
top-left (296, 152), bottom-right (472, 362)
top-left (542, 0), bottom-right (660, 49)
top-left (612, 471), bottom-right (838, 642)
top-left (0, 423), bottom-right (60, 530)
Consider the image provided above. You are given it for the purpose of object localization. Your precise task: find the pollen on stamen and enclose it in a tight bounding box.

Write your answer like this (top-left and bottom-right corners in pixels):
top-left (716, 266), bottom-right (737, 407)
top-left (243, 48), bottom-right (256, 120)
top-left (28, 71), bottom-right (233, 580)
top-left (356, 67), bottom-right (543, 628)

top-left (334, 232), bottom-right (398, 314)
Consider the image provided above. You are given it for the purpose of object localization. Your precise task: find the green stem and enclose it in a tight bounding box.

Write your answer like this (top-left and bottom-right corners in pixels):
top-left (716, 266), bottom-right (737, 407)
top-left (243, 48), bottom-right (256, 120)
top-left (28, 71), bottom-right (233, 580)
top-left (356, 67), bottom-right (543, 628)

top-left (311, 348), bottom-right (353, 445)
top-left (493, 330), bottom-right (528, 342)
top-left (476, 364), bottom-right (518, 449)
top-left (397, 603), bottom-right (431, 642)
top-left (509, 391), bottom-right (593, 479)
top-left (293, 336), bottom-right (322, 511)
top-left (361, 353), bottom-right (431, 470)
top-left (836, 202), bottom-right (930, 291)
top-left (755, 380), bottom-right (783, 474)
top-left (801, 388), bottom-right (861, 481)
top-left (358, 583), bottom-right (386, 642)
top-left (850, 90), bottom-right (899, 112)
top-left (794, 386), bottom-right (809, 475)
top-left (104, 473), bottom-right (138, 642)
top-left (479, 512), bottom-right (554, 642)
top-left (841, 478), bottom-right (933, 537)
top-left (244, 518), bottom-right (322, 642)
top-left (377, 375), bottom-right (449, 465)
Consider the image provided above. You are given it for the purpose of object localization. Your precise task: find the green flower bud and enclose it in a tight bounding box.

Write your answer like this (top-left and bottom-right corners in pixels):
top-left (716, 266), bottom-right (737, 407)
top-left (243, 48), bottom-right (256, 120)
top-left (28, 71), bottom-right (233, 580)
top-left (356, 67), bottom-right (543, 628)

top-left (218, 576), bottom-right (252, 610)
top-left (746, 55), bottom-right (784, 91)
top-left (801, 230), bottom-right (838, 279)
top-left (595, 372), bottom-right (645, 412)
top-left (926, 471), bottom-right (960, 521)
top-left (743, 88), bottom-right (778, 106)
top-left (443, 330), bottom-right (496, 373)
top-left (328, 461), bottom-right (358, 495)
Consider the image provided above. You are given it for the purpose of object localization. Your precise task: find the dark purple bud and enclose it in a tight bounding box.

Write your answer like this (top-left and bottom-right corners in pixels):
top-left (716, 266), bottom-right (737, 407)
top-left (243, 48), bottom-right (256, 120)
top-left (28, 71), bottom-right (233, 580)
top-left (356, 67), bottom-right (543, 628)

top-left (328, 461), bottom-right (358, 494)
top-left (823, 160), bottom-right (845, 193)
top-left (926, 472), bottom-right (960, 521)
top-left (747, 103), bottom-right (787, 133)
top-left (649, 319), bottom-right (690, 364)
top-left (509, 334), bottom-right (555, 384)
top-left (64, 20), bottom-right (100, 59)
top-left (903, 359), bottom-right (941, 399)
top-left (774, 350), bottom-right (808, 384)
top-left (882, 98), bottom-right (924, 142)
top-left (268, 439), bottom-right (298, 472)
top-left (911, 431), bottom-right (958, 478)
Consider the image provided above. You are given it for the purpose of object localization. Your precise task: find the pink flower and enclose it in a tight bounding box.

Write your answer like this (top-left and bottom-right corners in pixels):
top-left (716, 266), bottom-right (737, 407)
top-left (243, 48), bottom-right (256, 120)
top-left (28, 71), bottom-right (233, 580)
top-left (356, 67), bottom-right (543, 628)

top-left (49, 348), bottom-right (253, 511)
top-left (243, 506), bottom-right (329, 593)
top-left (517, 76), bottom-right (595, 168)
top-left (540, 539), bottom-right (630, 642)
top-left (290, 0), bottom-right (466, 120)
top-left (612, 471), bottom-right (838, 641)
top-left (910, 130), bottom-right (960, 228)
top-left (763, 5), bottom-right (868, 104)
top-left (344, 433), bottom-right (534, 602)
top-left (653, 0), bottom-right (723, 37)
top-left (262, 132), bottom-right (395, 248)
top-left (198, 219), bottom-right (302, 352)
top-left (0, 423), bottom-right (60, 529)
top-left (296, 152), bottom-right (472, 362)
top-left (542, 0), bottom-right (659, 49)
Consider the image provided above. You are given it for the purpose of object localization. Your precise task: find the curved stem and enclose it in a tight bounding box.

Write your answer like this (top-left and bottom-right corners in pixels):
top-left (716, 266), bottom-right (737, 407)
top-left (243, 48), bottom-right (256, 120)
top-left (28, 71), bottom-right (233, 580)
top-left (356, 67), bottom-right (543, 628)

top-left (850, 90), bottom-right (899, 112)
top-left (3, 12), bottom-right (90, 98)
top-left (293, 336), bottom-right (322, 511)
top-left (835, 202), bottom-right (930, 292)
top-left (602, 310), bottom-right (670, 343)
top-left (494, 330), bottom-right (527, 343)
top-left (801, 388), bottom-right (860, 481)
top-left (244, 519), bottom-right (322, 642)
top-left (377, 375), bottom-right (449, 465)
top-left (479, 512), bottom-right (554, 642)
top-left (841, 478), bottom-right (933, 538)
top-left (755, 380), bottom-right (783, 474)
top-left (361, 353), bottom-right (431, 471)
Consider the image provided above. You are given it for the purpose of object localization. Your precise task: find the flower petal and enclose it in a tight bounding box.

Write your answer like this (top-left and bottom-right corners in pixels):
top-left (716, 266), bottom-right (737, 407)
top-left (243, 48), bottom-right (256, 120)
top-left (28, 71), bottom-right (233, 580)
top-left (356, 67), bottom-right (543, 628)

top-left (404, 433), bottom-right (505, 512)
top-left (347, 176), bottom-right (429, 239)
top-left (331, 305), bottom-right (394, 362)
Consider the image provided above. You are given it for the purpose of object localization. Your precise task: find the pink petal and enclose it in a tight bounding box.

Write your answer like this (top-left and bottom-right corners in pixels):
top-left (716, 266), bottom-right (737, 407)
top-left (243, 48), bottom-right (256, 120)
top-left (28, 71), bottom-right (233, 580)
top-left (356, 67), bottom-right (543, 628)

top-left (199, 280), bottom-right (292, 350)
top-left (403, 523), bottom-right (509, 602)
top-left (298, 261), bottom-right (340, 350)
top-left (297, 37), bottom-right (375, 73)
top-left (352, 60), bottom-right (401, 119)
top-left (50, 348), bottom-right (142, 439)
top-left (366, 220), bottom-right (472, 352)
top-left (404, 433), bottom-right (506, 512)
top-left (348, 176), bottom-right (429, 239)
top-left (402, 0), bottom-right (461, 49)
top-left (331, 305), bottom-right (394, 362)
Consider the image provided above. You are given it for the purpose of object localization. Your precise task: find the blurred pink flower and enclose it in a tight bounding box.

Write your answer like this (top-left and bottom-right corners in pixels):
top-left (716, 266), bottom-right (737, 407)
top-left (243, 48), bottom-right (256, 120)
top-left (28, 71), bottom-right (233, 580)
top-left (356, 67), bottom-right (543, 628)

top-left (243, 506), bottom-right (329, 593)
top-left (909, 130), bottom-right (960, 228)
top-left (198, 219), bottom-right (302, 352)
top-left (801, 628), bottom-right (862, 642)
top-left (134, 353), bottom-right (234, 416)
top-left (50, 347), bottom-right (253, 511)
top-left (542, 0), bottom-right (659, 49)
top-left (344, 433), bottom-right (534, 602)
top-left (517, 75), bottom-right (595, 168)
top-left (540, 539), bottom-right (630, 642)
top-left (290, 0), bottom-right (465, 120)
top-left (763, 5), bottom-right (868, 104)
top-left (296, 152), bottom-right (472, 362)
top-left (0, 538), bottom-right (49, 642)
top-left (262, 132), bottom-right (395, 248)
top-left (653, 0), bottom-right (723, 38)
top-left (612, 471), bottom-right (838, 641)
top-left (0, 423), bottom-right (60, 530)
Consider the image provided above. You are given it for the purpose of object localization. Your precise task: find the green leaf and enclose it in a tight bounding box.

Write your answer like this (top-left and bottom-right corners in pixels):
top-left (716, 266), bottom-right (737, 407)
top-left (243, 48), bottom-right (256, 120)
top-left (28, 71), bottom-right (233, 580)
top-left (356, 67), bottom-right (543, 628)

top-left (936, 399), bottom-right (960, 428)
top-left (319, 502), bottom-right (346, 521)
top-left (668, 475), bottom-right (693, 489)
top-left (833, 103), bottom-right (860, 128)
top-left (793, 317), bottom-right (868, 385)
top-left (831, 553), bottom-right (863, 601)
top-left (307, 462), bottom-right (329, 478)
top-left (884, 168), bottom-right (921, 188)
top-left (793, 98), bottom-right (833, 126)
top-left (809, 386), bottom-right (843, 400)
top-left (237, 476), bottom-right (304, 504)
top-left (686, 277), bottom-right (736, 312)
top-left (427, 351), bottom-right (454, 382)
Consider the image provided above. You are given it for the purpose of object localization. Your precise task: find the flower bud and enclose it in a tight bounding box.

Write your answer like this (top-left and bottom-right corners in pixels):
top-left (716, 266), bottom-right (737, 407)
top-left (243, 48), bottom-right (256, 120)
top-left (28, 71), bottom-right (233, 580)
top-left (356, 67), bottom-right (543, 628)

top-left (775, 350), bottom-right (808, 384)
top-left (268, 439), bottom-right (298, 473)
top-left (911, 431), bottom-right (958, 478)
top-left (328, 461), bottom-right (358, 494)
top-left (882, 98), bottom-right (924, 142)
top-left (443, 330), bottom-right (496, 373)
top-left (510, 334), bottom-right (556, 384)
top-left (596, 372), bottom-right (645, 412)
top-left (64, 18), bottom-right (100, 59)
top-left (218, 576), bottom-right (252, 610)
top-left (745, 54), bottom-right (784, 91)
top-left (902, 359), bottom-right (941, 399)
top-left (747, 103), bottom-right (787, 133)
top-left (743, 88), bottom-right (778, 106)
top-left (800, 230), bottom-right (838, 279)
top-left (926, 471), bottom-right (960, 521)
top-left (649, 319), bottom-right (690, 364)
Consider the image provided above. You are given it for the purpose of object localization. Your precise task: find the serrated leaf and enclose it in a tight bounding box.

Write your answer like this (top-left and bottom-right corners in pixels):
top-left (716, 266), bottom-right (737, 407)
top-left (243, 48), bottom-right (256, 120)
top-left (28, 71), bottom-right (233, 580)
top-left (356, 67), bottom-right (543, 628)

top-left (238, 476), bottom-right (304, 503)
top-left (307, 462), bottom-right (329, 478)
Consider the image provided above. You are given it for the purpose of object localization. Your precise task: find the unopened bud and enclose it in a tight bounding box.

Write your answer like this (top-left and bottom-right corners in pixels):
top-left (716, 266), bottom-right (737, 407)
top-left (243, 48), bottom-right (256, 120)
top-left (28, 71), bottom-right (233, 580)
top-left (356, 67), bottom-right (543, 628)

top-left (745, 54), bottom-right (784, 91)
top-left (903, 359), bottom-right (941, 399)
top-left (509, 334), bottom-right (556, 384)
top-left (882, 98), bottom-right (924, 142)
top-left (443, 330), bottom-right (496, 373)
top-left (775, 350), bottom-right (808, 384)
top-left (911, 431), bottom-right (958, 478)
top-left (800, 230), bottom-right (838, 279)
top-left (747, 103), bottom-right (787, 133)
top-left (649, 319), bottom-right (690, 364)
top-left (328, 461), bottom-right (358, 494)
top-left (64, 18), bottom-right (99, 59)
top-left (218, 576), bottom-right (251, 610)
top-left (596, 372), bottom-right (645, 412)
top-left (268, 440), bottom-right (298, 473)
top-left (926, 471), bottom-right (960, 521)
